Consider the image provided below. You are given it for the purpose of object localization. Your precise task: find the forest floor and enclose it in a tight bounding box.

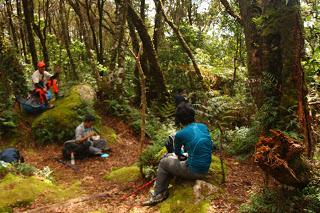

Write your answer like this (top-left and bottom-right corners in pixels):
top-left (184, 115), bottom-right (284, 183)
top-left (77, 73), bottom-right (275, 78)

top-left (8, 116), bottom-right (272, 213)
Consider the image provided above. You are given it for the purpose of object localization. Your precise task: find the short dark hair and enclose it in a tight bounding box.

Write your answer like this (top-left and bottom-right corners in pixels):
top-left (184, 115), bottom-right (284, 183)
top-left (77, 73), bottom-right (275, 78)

top-left (175, 102), bottom-right (195, 125)
top-left (84, 114), bottom-right (95, 122)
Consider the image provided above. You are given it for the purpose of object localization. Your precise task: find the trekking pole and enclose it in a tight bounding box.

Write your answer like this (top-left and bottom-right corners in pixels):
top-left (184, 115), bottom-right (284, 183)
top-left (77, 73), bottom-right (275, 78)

top-left (217, 124), bottom-right (226, 184)
top-left (120, 178), bottom-right (156, 202)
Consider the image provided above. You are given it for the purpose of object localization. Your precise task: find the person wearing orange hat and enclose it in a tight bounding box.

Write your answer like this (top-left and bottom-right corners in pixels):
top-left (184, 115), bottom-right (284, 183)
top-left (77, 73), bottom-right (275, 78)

top-left (32, 61), bottom-right (62, 108)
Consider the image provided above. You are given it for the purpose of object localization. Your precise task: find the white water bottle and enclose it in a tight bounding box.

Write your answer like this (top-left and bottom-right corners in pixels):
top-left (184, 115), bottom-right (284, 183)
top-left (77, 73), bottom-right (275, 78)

top-left (71, 152), bottom-right (75, 165)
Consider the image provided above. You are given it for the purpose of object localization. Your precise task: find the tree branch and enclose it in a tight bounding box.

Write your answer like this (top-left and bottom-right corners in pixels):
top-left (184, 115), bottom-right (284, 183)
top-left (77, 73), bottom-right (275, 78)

top-left (220, 0), bottom-right (243, 25)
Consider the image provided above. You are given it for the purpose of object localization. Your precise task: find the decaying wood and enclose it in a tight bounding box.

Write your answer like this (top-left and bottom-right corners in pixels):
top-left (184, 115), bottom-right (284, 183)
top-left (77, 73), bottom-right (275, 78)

top-left (254, 130), bottom-right (310, 187)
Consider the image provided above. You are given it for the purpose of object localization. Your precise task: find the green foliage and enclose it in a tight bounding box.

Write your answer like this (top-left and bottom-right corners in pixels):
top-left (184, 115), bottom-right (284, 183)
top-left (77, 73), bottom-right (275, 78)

top-left (0, 162), bottom-right (54, 181)
top-left (104, 165), bottom-right (141, 183)
top-left (139, 122), bottom-right (175, 178)
top-left (0, 110), bottom-right (18, 138)
top-left (224, 124), bottom-right (260, 157)
top-left (195, 94), bottom-right (254, 129)
top-left (240, 185), bottom-right (320, 213)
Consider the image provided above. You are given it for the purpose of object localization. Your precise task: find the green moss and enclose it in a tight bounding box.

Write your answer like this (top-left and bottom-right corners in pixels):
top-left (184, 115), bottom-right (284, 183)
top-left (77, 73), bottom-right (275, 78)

top-left (205, 155), bottom-right (228, 185)
top-left (0, 173), bottom-right (80, 211)
top-left (160, 184), bottom-right (209, 213)
top-left (32, 85), bottom-right (96, 144)
top-left (104, 166), bottom-right (141, 183)
top-left (98, 125), bottom-right (117, 144)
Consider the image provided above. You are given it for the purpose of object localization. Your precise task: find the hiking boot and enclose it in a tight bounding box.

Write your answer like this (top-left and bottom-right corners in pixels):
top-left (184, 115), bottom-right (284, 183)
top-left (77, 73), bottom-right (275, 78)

top-left (47, 104), bottom-right (55, 109)
top-left (142, 191), bottom-right (169, 206)
top-left (55, 93), bottom-right (64, 99)
top-left (103, 147), bottom-right (112, 152)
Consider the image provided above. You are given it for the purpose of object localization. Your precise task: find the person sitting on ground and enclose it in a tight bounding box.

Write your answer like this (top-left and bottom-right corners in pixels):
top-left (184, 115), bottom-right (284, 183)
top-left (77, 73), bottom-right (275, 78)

top-left (143, 102), bottom-right (213, 205)
top-left (31, 61), bottom-right (62, 108)
top-left (75, 114), bottom-right (110, 156)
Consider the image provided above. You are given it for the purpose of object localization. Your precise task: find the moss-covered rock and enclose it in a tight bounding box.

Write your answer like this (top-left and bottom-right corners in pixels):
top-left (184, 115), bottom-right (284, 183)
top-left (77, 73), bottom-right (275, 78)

top-left (0, 173), bottom-right (80, 211)
top-left (32, 85), bottom-right (96, 144)
top-left (104, 165), bottom-right (141, 183)
top-left (160, 183), bottom-right (210, 213)
top-left (99, 125), bottom-right (117, 144)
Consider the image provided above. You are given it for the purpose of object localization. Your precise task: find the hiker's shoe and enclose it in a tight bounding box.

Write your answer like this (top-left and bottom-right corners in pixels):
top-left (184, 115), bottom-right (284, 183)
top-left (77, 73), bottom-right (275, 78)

top-left (47, 104), bottom-right (55, 109)
top-left (103, 147), bottom-right (112, 152)
top-left (55, 93), bottom-right (64, 99)
top-left (142, 191), bottom-right (169, 206)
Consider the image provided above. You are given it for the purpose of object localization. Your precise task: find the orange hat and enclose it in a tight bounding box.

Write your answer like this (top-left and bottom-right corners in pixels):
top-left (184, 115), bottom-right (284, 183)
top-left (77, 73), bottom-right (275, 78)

top-left (37, 61), bottom-right (46, 68)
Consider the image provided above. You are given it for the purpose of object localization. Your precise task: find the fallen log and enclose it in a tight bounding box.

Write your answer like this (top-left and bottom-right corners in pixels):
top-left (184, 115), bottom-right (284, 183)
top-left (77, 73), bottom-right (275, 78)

top-left (254, 130), bottom-right (311, 188)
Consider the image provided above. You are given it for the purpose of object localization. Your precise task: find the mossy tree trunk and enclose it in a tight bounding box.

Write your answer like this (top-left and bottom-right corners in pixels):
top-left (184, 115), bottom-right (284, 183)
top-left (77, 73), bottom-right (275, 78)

top-left (128, 2), bottom-right (168, 102)
top-left (238, 0), bottom-right (314, 157)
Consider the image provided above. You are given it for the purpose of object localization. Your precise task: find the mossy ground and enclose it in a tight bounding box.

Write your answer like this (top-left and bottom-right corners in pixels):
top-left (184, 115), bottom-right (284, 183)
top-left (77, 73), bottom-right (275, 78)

top-left (160, 184), bottom-right (210, 213)
top-left (104, 165), bottom-right (141, 183)
top-left (207, 155), bottom-right (228, 185)
top-left (0, 173), bottom-right (80, 212)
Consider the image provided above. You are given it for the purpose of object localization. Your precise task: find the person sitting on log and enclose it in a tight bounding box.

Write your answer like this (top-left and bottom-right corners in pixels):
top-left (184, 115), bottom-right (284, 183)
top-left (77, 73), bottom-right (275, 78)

top-left (31, 61), bottom-right (62, 108)
top-left (143, 102), bottom-right (213, 206)
top-left (75, 114), bottom-right (110, 156)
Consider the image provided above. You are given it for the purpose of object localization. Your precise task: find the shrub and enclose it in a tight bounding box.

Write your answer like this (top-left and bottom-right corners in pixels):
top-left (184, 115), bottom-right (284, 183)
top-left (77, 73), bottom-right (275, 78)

top-left (240, 184), bottom-right (320, 213)
top-left (224, 125), bottom-right (260, 157)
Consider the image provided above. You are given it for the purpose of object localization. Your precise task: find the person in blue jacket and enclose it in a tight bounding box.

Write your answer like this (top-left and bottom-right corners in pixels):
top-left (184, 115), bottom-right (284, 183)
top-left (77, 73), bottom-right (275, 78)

top-left (143, 102), bottom-right (213, 205)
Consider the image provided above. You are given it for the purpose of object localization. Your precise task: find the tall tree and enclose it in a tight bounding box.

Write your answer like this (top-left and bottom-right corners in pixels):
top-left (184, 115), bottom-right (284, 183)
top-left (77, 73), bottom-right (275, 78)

top-left (5, 0), bottom-right (19, 52)
top-left (31, 0), bottom-right (50, 67)
top-left (16, 0), bottom-right (28, 62)
top-left (59, 0), bottom-right (78, 80)
top-left (22, 0), bottom-right (38, 68)
top-left (128, 3), bottom-right (168, 101)
top-left (68, 0), bottom-right (101, 81)
top-left (227, 0), bottom-right (315, 157)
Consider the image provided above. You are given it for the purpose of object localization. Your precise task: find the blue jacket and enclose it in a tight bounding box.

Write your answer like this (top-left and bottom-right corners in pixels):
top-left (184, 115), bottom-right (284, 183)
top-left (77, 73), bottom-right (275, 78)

top-left (174, 123), bottom-right (213, 174)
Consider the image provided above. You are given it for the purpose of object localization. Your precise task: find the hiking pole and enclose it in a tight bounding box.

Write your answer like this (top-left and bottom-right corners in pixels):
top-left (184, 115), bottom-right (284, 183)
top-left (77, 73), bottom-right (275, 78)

top-left (217, 124), bottom-right (226, 184)
top-left (120, 178), bottom-right (156, 202)
top-left (54, 157), bottom-right (80, 173)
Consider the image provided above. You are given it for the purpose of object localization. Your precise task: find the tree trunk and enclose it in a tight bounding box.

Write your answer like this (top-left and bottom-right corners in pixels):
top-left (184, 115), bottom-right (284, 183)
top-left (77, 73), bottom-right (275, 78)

top-left (153, 0), bottom-right (164, 51)
top-left (31, 0), bottom-right (50, 67)
top-left (157, 0), bottom-right (204, 85)
top-left (97, 0), bottom-right (105, 64)
top-left (22, 0), bottom-right (38, 68)
top-left (5, 0), bottom-right (19, 53)
top-left (85, 0), bottom-right (101, 64)
top-left (68, 0), bottom-right (101, 82)
top-left (238, 0), bottom-right (314, 157)
top-left (59, 0), bottom-right (78, 81)
top-left (16, 0), bottom-right (28, 62)
top-left (128, 3), bottom-right (168, 101)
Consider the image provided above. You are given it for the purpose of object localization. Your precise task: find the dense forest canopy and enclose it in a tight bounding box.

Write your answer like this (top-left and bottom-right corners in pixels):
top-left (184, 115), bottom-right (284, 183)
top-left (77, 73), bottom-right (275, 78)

top-left (0, 0), bottom-right (319, 212)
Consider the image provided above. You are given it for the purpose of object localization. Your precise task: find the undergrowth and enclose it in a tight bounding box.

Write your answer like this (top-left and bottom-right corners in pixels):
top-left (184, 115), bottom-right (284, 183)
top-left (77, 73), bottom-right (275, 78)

top-left (240, 185), bottom-right (320, 213)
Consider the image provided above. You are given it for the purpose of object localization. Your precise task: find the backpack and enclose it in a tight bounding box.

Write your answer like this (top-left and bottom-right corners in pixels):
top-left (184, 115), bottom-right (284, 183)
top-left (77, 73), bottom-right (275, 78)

top-left (0, 148), bottom-right (22, 163)
top-left (62, 140), bottom-right (90, 160)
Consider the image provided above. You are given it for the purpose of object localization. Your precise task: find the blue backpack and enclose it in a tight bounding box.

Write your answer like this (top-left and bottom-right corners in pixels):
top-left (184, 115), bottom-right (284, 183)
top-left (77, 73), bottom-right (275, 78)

top-left (0, 148), bottom-right (22, 163)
